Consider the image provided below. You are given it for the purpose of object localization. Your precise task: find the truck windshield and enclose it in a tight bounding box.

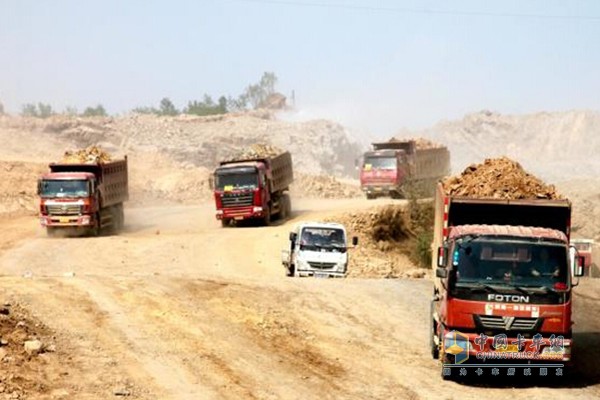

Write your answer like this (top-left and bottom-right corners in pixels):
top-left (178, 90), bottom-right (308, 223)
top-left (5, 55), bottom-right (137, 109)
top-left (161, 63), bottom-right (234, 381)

top-left (215, 173), bottom-right (258, 190)
top-left (453, 239), bottom-right (568, 288)
top-left (364, 157), bottom-right (396, 170)
top-left (299, 227), bottom-right (346, 251)
top-left (40, 180), bottom-right (89, 198)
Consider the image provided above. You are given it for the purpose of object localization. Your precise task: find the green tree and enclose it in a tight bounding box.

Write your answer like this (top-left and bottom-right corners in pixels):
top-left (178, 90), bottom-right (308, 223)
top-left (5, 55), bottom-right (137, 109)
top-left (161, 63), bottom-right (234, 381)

top-left (159, 97), bottom-right (179, 116)
top-left (22, 103), bottom-right (39, 117)
top-left (183, 94), bottom-right (228, 116)
top-left (64, 106), bottom-right (78, 116)
top-left (82, 104), bottom-right (107, 117)
top-left (37, 103), bottom-right (53, 118)
top-left (132, 106), bottom-right (159, 115)
top-left (238, 72), bottom-right (278, 109)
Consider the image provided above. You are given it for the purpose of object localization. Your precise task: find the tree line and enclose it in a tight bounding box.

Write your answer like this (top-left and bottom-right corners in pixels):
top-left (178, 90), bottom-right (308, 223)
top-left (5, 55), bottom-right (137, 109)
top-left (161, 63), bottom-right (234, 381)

top-left (8, 72), bottom-right (279, 118)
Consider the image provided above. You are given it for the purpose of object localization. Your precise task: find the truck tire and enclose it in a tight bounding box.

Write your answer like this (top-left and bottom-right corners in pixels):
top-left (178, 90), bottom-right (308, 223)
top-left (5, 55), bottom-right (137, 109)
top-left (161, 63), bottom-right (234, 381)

top-left (286, 264), bottom-right (295, 277)
top-left (262, 207), bottom-right (271, 226)
top-left (280, 194), bottom-right (291, 220)
top-left (285, 194), bottom-right (292, 218)
top-left (46, 227), bottom-right (57, 238)
top-left (366, 193), bottom-right (375, 200)
top-left (221, 218), bottom-right (231, 228)
top-left (430, 301), bottom-right (439, 360)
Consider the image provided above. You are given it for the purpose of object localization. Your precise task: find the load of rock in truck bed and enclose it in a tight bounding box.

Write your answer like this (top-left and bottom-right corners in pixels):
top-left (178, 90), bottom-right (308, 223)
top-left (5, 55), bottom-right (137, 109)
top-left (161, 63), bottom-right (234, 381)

top-left (389, 136), bottom-right (446, 149)
top-left (61, 145), bottom-right (112, 164)
top-left (224, 143), bottom-right (284, 161)
top-left (442, 157), bottom-right (561, 199)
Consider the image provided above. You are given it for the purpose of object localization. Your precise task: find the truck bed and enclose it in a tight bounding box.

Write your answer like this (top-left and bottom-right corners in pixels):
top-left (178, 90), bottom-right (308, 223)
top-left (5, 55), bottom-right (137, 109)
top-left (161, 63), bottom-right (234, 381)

top-left (414, 148), bottom-right (451, 180)
top-left (432, 182), bottom-right (571, 268)
top-left (219, 151), bottom-right (293, 194)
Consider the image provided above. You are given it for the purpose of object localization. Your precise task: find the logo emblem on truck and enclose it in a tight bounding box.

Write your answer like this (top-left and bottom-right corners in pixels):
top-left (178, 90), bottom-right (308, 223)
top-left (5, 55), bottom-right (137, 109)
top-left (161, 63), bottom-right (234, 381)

top-left (487, 294), bottom-right (530, 303)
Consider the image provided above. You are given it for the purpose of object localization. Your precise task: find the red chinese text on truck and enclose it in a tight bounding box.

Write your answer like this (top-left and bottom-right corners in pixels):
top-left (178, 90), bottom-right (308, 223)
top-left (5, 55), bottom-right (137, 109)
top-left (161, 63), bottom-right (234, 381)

top-left (359, 139), bottom-right (450, 199)
top-left (212, 151), bottom-right (293, 227)
top-left (38, 157), bottom-right (129, 236)
top-left (430, 182), bottom-right (585, 378)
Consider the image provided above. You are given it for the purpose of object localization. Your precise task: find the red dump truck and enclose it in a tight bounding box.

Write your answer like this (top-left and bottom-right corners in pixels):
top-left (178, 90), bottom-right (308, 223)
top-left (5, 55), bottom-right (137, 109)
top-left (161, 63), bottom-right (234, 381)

top-left (212, 151), bottom-right (293, 226)
top-left (430, 182), bottom-right (585, 379)
top-left (359, 139), bottom-right (450, 199)
top-left (38, 158), bottom-right (129, 236)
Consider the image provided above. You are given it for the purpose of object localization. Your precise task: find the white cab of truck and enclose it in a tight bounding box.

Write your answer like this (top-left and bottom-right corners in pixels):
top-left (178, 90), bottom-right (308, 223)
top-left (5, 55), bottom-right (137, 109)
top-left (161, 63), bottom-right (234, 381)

top-left (282, 222), bottom-right (358, 278)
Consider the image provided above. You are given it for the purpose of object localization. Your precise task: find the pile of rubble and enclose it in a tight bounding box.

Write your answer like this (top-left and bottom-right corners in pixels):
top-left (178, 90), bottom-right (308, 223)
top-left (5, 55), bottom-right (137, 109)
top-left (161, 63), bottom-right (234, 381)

top-left (0, 302), bottom-right (57, 398)
top-left (225, 143), bottom-right (284, 161)
top-left (291, 174), bottom-right (362, 199)
top-left (327, 201), bottom-right (434, 278)
top-left (389, 136), bottom-right (445, 149)
top-left (442, 157), bottom-right (561, 199)
top-left (61, 145), bottom-right (112, 164)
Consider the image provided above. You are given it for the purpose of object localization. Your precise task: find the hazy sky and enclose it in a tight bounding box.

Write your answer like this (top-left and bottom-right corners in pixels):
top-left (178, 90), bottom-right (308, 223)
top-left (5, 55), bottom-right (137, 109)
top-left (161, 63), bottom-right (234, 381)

top-left (1, 0), bottom-right (600, 136)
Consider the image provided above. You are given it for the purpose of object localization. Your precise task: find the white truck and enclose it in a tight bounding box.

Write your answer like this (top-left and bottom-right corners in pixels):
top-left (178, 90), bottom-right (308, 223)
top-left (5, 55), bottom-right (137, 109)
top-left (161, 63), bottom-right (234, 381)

top-left (282, 222), bottom-right (358, 278)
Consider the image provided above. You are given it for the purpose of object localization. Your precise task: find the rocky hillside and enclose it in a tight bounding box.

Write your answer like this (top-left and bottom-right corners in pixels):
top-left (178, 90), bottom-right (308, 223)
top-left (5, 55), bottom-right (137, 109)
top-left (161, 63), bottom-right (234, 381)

top-left (0, 110), bottom-right (362, 177)
top-left (409, 110), bottom-right (600, 182)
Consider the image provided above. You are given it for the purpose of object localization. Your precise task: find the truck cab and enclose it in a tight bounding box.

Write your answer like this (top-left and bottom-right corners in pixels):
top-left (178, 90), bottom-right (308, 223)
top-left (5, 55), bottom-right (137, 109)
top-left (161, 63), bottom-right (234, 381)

top-left (282, 222), bottom-right (358, 278)
top-left (39, 172), bottom-right (99, 229)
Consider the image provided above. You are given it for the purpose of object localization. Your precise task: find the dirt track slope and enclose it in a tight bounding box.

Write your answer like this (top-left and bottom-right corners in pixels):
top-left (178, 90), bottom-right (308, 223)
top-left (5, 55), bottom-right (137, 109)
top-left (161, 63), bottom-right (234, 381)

top-left (1, 199), bottom-right (600, 399)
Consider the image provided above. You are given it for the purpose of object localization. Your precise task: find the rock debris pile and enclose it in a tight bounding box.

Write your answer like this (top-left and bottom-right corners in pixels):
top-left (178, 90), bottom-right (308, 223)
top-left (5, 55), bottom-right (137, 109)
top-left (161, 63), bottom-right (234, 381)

top-left (442, 157), bottom-right (560, 199)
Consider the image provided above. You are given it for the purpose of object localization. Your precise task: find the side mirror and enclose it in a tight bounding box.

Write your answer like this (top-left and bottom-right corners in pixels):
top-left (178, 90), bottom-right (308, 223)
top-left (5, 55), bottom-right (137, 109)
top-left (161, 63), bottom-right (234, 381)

top-left (437, 246), bottom-right (449, 268)
top-left (289, 232), bottom-right (297, 241)
top-left (574, 256), bottom-right (585, 277)
top-left (436, 268), bottom-right (448, 279)
top-left (352, 236), bottom-right (358, 246)
top-left (208, 176), bottom-right (214, 190)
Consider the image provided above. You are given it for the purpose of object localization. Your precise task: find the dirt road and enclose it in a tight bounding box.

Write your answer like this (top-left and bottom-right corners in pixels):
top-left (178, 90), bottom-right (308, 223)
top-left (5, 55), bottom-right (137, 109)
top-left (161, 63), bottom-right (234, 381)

top-left (1, 198), bottom-right (600, 399)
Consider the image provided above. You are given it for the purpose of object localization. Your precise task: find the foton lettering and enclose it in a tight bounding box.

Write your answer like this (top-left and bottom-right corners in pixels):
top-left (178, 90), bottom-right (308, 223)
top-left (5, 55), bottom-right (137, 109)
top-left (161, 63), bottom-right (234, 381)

top-left (487, 294), bottom-right (530, 303)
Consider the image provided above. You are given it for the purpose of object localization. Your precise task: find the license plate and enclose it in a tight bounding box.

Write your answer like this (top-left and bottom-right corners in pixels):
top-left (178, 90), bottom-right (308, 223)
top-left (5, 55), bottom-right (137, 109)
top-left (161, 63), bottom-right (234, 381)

top-left (497, 344), bottom-right (519, 353)
top-left (314, 273), bottom-right (329, 279)
top-left (59, 217), bottom-right (71, 223)
top-left (234, 217), bottom-right (244, 221)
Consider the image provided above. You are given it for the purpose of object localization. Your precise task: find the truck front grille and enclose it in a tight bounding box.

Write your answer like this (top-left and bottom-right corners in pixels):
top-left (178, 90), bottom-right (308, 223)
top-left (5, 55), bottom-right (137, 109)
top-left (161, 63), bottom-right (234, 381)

top-left (308, 262), bottom-right (337, 270)
top-left (221, 193), bottom-right (253, 208)
top-left (47, 204), bottom-right (82, 215)
top-left (475, 315), bottom-right (540, 332)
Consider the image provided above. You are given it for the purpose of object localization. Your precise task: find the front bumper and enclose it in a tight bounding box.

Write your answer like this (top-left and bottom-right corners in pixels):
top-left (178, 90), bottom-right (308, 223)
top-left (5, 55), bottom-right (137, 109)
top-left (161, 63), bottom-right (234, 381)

top-left (40, 215), bottom-right (93, 227)
top-left (296, 269), bottom-right (346, 278)
top-left (361, 184), bottom-right (397, 194)
top-left (216, 206), bottom-right (264, 221)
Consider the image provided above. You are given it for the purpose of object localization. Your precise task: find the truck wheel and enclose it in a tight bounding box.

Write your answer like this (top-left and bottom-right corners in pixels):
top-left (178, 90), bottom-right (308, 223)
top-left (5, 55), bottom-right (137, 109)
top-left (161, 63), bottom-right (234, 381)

top-left (366, 193), bottom-right (375, 200)
top-left (262, 209), bottom-right (271, 226)
top-left (280, 194), bottom-right (291, 220)
top-left (221, 218), bottom-right (230, 228)
top-left (46, 227), bottom-right (57, 238)
top-left (430, 301), bottom-right (439, 359)
top-left (286, 264), bottom-right (295, 277)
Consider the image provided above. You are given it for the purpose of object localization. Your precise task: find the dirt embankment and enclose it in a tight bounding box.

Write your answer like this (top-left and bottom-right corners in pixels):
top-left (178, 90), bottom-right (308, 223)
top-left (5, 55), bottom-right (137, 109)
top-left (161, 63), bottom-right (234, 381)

top-left (0, 302), bottom-right (63, 399)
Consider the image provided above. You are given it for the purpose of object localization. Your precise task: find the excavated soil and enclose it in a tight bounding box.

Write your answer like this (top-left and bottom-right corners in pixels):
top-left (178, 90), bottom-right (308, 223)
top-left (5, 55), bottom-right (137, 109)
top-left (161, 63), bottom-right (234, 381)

top-left (442, 157), bottom-right (560, 199)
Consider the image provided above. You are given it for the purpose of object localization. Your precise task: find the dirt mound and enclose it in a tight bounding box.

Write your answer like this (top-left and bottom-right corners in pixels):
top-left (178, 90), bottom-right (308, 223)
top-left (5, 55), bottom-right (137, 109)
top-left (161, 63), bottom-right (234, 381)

top-left (0, 161), bottom-right (47, 218)
top-left (327, 201), bottom-right (434, 278)
top-left (224, 143), bottom-right (284, 161)
top-left (0, 302), bottom-right (59, 398)
top-left (61, 145), bottom-right (112, 164)
top-left (291, 174), bottom-right (361, 199)
top-left (442, 157), bottom-right (560, 199)
top-left (389, 136), bottom-right (445, 149)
